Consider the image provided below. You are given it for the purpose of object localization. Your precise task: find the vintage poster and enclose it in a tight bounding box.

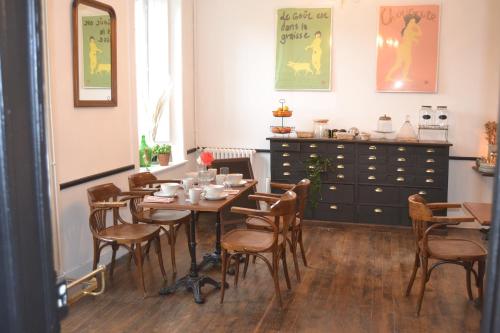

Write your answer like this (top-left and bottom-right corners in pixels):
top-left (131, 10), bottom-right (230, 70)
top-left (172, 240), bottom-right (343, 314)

top-left (275, 8), bottom-right (332, 91)
top-left (376, 5), bottom-right (440, 92)
top-left (82, 15), bottom-right (112, 88)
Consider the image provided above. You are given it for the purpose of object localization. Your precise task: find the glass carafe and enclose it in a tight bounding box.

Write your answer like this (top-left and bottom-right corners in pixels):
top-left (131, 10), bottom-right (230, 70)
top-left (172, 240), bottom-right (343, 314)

top-left (419, 105), bottom-right (433, 127)
top-left (436, 106), bottom-right (448, 128)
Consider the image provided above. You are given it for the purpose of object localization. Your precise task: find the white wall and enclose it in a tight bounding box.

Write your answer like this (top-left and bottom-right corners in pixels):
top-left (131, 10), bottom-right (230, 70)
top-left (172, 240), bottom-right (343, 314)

top-left (46, 0), bottom-right (196, 277)
top-left (194, 0), bottom-right (500, 209)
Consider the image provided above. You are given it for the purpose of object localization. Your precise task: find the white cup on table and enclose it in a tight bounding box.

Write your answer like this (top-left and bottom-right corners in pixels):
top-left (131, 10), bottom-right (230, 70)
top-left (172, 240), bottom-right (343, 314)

top-left (181, 178), bottom-right (194, 191)
top-left (204, 185), bottom-right (224, 199)
top-left (189, 187), bottom-right (203, 204)
top-left (160, 183), bottom-right (180, 197)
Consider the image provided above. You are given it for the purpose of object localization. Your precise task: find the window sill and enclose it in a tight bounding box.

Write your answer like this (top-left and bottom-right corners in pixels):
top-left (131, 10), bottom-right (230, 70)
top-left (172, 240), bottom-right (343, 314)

top-left (140, 160), bottom-right (188, 175)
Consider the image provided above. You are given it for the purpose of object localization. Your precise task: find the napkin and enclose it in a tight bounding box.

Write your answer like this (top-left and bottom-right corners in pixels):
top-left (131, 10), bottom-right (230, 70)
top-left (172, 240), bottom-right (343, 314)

top-left (223, 189), bottom-right (240, 195)
top-left (143, 195), bottom-right (175, 203)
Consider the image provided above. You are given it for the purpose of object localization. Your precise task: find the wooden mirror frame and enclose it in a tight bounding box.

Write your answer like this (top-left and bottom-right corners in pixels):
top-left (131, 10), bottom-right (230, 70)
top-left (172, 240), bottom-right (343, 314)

top-left (72, 0), bottom-right (117, 107)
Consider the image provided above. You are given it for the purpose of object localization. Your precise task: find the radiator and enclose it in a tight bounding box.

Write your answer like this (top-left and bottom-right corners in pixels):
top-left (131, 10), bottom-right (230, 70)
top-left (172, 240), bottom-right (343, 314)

top-left (203, 147), bottom-right (256, 164)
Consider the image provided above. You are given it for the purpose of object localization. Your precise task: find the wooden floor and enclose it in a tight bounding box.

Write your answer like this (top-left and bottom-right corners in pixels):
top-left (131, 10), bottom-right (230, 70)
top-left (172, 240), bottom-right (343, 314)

top-left (62, 220), bottom-right (486, 333)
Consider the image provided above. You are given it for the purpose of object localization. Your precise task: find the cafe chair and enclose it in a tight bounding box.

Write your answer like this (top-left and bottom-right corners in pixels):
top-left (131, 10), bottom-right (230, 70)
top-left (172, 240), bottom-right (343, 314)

top-left (220, 191), bottom-right (297, 308)
top-left (406, 194), bottom-right (487, 315)
top-left (128, 172), bottom-right (191, 274)
top-left (87, 183), bottom-right (167, 296)
top-left (245, 179), bottom-right (310, 282)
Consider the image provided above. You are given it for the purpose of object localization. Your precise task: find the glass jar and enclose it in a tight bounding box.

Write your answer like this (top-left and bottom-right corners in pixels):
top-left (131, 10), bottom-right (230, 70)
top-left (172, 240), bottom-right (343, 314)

top-left (313, 119), bottom-right (329, 138)
top-left (419, 105), bottom-right (433, 127)
top-left (436, 106), bottom-right (448, 128)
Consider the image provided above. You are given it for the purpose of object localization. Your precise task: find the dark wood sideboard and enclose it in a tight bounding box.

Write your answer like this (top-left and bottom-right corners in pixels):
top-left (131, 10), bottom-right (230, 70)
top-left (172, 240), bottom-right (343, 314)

top-left (268, 137), bottom-right (452, 226)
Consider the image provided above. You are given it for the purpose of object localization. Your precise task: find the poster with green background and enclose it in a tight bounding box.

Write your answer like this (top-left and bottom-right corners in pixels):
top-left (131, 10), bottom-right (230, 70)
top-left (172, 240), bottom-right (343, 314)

top-left (82, 15), bottom-right (111, 88)
top-left (275, 8), bottom-right (332, 90)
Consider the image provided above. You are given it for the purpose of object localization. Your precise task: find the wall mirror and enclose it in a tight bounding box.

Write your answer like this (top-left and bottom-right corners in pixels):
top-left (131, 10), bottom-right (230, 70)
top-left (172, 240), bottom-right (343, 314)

top-left (72, 0), bottom-right (117, 107)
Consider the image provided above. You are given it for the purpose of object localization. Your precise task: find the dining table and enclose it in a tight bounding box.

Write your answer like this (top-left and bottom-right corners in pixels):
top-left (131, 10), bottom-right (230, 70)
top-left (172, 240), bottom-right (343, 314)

top-left (139, 179), bottom-right (258, 304)
top-left (463, 202), bottom-right (492, 240)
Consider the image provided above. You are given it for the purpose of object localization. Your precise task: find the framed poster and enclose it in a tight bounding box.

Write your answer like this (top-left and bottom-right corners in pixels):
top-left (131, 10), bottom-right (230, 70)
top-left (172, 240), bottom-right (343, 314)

top-left (376, 5), bottom-right (440, 93)
top-left (275, 8), bottom-right (332, 91)
top-left (72, 0), bottom-right (117, 107)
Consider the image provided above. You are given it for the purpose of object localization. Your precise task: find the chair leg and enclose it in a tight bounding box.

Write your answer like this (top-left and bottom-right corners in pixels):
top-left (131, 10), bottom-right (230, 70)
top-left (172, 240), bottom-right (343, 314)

top-left (298, 228), bottom-right (308, 267)
top-left (466, 262), bottom-right (474, 301)
top-left (406, 250), bottom-right (420, 296)
top-left (281, 245), bottom-right (292, 290)
top-left (127, 244), bottom-right (134, 269)
top-left (289, 234), bottom-right (301, 282)
top-left (416, 255), bottom-right (428, 316)
top-left (477, 260), bottom-right (485, 306)
top-left (134, 243), bottom-right (146, 297)
top-left (109, 243), bottom-right (118, 280)
top-left (272, 251), bottom-right (283, 308)
top-left (154, 235), bottom-right (167, 281)
top-left (92, 238), bottom-right (100, 270)
top-left (234, 254), bottom-right (241, 287)
top-left (168, 229), bottom-right (177, 275)
top-left (220, 249), bottom-right (228, 304)
top-left (242, 254), bottom-right (250, 279)
top-left (144, 239), bottom-right (152, 259)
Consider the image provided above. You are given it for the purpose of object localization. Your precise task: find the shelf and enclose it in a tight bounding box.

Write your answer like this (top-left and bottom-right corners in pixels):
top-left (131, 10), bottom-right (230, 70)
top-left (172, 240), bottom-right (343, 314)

top-left (472, 165), bottom-right (495, 177)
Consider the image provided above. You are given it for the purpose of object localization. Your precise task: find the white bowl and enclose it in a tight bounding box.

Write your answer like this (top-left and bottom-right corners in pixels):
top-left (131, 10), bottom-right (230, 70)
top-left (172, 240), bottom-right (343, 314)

top-left (205, 184), bottom-right (224, 198)
top-left (226, 173), bottom-right (243, 185)
top-left (160, 183), bottom-right (180, 196)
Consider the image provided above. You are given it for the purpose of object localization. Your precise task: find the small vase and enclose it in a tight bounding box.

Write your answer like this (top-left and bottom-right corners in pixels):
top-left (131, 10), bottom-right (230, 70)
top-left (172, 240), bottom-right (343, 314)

top-left (139, 135), bottom-right (152, 167)
top-left (158, 153), bottom-right (170, 166)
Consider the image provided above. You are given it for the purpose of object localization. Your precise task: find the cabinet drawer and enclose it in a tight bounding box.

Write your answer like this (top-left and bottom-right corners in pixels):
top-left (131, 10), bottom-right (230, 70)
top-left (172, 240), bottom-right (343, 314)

top-left (360, 164), bottom-right (387, 174)
top-left (358, 173), bottom-right (388, 184)
top-left (358, 144), bottom-right (387, 155)
top-left (358, 205), bottom-right (400, 225)
top-left (358, 185), bottom-right (399, 205)
top-left (329, 167), bottom-right (355, 183)
top-left (387, 145), bottom-right (415, 155)
top-left (270, 141), bottom-right (300, 152)
top-left (301, 152), bottom-right (324, 160)
top-left (301, 142), bottom-right (327, 152)
top-left (387, 155), bottom-right (415, 166)
top-left (328, 143), bottom-right (355, 154)
top-left (416, 146), bottom-right (448, 156)
top-left (415, 175), bottom-right (446, 187)
top-left (400, 188), bottom-right (446, 206)
top-left (326, 152), bottom-right (355, 163)
top-left (358, 154), bottom-right (387, 165)
top-left (387, 174), bottom-right (415, 186)
top-left (315, 203), bottom-right (355, 222)
top-left (416, 155), bottom-right (448, 167)
top-left (387, 166), bottom-right (416, 174)
top-left (271, 169), bottom-right (301, 182)
top-left (399, 208), bottom-right (412, 226)
top-left (321, 184), bottom-right (354, 203)
top-left (416, 166), bottom-right (445, 176)
top-left (272, 156), bottom-right (303, 171)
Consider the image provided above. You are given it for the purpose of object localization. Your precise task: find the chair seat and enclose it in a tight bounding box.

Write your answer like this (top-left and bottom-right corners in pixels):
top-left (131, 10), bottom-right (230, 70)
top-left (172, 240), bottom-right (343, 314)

top-left (245, 216), bottom-right (300, 231)
top-left (424, 238), bottom-right (487, 260)
top-left (98, 224), bottom-right (160, 243)
top-left (136, 209), bottom-right (191, 224)
top-left (222, 229), bottom-right (283, 252)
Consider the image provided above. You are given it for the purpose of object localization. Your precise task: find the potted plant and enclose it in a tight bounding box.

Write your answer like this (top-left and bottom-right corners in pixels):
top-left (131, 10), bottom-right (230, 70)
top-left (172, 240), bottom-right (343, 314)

top-left (152, 144), bottom-right (172, 166)
top-left (304, 155), bottom-right (332, 213)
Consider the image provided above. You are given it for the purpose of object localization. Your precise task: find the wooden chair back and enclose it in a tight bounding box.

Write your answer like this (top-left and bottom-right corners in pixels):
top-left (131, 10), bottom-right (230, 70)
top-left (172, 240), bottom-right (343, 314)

top-left (254, 191), bottom-right (297, 243)
top-left (128, 171), bottom-right (157, 190)
top-left (210, 157), bottom-right (255, 179)
top-left (408, 194), bottom-right (433, 243)
top-left (87, 183), bottom-right (121, 234)
top-left (291, 179), bottom-right (310, 220)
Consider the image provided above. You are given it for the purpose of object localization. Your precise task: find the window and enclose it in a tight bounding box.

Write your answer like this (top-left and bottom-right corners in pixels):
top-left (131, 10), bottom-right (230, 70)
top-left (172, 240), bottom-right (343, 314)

top-left (135, 0), bottom-right (184, 162)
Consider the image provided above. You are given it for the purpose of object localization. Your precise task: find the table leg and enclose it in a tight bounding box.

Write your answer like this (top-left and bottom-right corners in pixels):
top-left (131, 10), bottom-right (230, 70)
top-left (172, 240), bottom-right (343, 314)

top-left (159, 211), bottom-right (222, 304)
top-left (198, 211), bottom-right (223, 270)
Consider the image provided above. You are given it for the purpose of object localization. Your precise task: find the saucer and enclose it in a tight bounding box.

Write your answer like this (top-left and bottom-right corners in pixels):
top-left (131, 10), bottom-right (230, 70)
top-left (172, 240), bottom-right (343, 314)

top-left (204, 193), bottom-right (228, 201)
top-left (154, 191), bottom-right (178, 198)
top-left (228, 180), bottom-right (247, 187)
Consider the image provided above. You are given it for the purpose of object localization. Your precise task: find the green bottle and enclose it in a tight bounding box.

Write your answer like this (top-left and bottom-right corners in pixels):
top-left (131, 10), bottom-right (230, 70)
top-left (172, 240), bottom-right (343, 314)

top-left (139, 135), bottom-right (152, 167)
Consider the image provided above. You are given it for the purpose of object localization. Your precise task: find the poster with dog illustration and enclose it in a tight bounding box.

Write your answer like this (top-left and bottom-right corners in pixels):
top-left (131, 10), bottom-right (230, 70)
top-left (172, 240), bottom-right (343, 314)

top-left (82, 15), bottom-right (111, 88)
top-left (376, 5), bottom-right (440, 92)
top-left (275, 8), bottom-right (332, 90)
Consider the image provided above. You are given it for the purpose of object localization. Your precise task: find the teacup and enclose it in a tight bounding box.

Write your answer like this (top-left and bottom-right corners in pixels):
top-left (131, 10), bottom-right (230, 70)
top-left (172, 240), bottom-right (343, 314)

top-left (205, 184), bottom-right (224, 199)
top-left (160, 183), bottom-right (180, 197)
top-left (189, 187), bottom-right (203, 204)
top-left (181, 178), bottom-right (194, 191)
top-left (226, 173), bottom-right (243, 185)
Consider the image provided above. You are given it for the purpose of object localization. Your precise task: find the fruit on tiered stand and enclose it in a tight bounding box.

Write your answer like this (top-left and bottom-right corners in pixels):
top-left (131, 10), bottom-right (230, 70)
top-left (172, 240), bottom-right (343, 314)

top-left (270, 99), bottom-right (294, 135)
top-left (273, 105), bottom-right (293, 117)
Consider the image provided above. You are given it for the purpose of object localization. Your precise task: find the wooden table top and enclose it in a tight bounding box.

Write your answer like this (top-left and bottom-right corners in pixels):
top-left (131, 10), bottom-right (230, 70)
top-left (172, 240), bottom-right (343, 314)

top-left (463, 202), bottom-right (492, 226)
top-left (139, 180), bottom-right (258, 213)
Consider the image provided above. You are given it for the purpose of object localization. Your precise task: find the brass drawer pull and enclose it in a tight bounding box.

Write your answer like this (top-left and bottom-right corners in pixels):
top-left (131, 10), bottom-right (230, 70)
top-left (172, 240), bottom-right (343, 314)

top-left (375, 187), bottom-right (383, 193)
top-left (337, 144), bottom-right (345, 149)
top-left (426, 169), bottom-right (435, 173)
top-left (310, 144), bottom-right (318, 148)
top-left (398, 147), bottom-right (406, 152)
top-left (283, 172), bottom-right (291, 176)
top-left (397, 177), bottom-right (405, 182)
top-left (330, 205), bottom-right (338, 210)
top-left (337, 155), bottom-right (344, 160)
top-left (426, 178), bottom-right (434, 183)
top-left (308, 165), bottom-right (314, 169)
top-left (310, 153), bottom-right (318, 158)
top-left (397, 168), bottom-right (405, 172)
top-left (337, 164), bottom-right (345, 169)
top-left (368, 175), bottom-right (376, 180)
top-left (368, 165), bottom-right (376, 171)
top-left (368, 155), bottom-right (377, 160)
top-left (418, 190), bottom-right (427, 195)
top-left (426, 148), bottom-right (435, 153)
top-left (369, 145), bottom-right (377, 150)
top-left (282, 162), bottom-right (290, 167)
top-left (374, 208), bottom-right (383, 214)
top-left (397, 157), bottom-right (406, 162)
top-left (337, 174), bottom-right (345, 179)
top-left (282, 153), bottom-right (290, 157)
top-left (282, 143), bottom-right (289, 147)
top-left (329, 186), bottom-right (337, 191)
top-left (426, 158), bottom-right (435, 163)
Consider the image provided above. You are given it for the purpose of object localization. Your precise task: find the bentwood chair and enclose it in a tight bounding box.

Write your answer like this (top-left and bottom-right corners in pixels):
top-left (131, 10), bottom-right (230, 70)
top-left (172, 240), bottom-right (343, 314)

top-left (128, 172), bottom-right (191, 274)
top-left (245, 179), bottom-right (310, 282)
top-left (406, 194), bottom-right (487, 315)
top-left (220, 191), bottom-right (297, 308)
top-left (87, 183), bottom-right (167, 296)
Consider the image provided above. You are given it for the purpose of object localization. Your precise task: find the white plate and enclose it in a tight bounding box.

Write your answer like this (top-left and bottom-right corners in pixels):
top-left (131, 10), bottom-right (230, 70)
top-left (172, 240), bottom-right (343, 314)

top-left (154, 191), bottom-right (178, 198)
top-left (204, 193), bottom-right (228, 201)
top-left (228, 180), bottom-right (247, 187)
